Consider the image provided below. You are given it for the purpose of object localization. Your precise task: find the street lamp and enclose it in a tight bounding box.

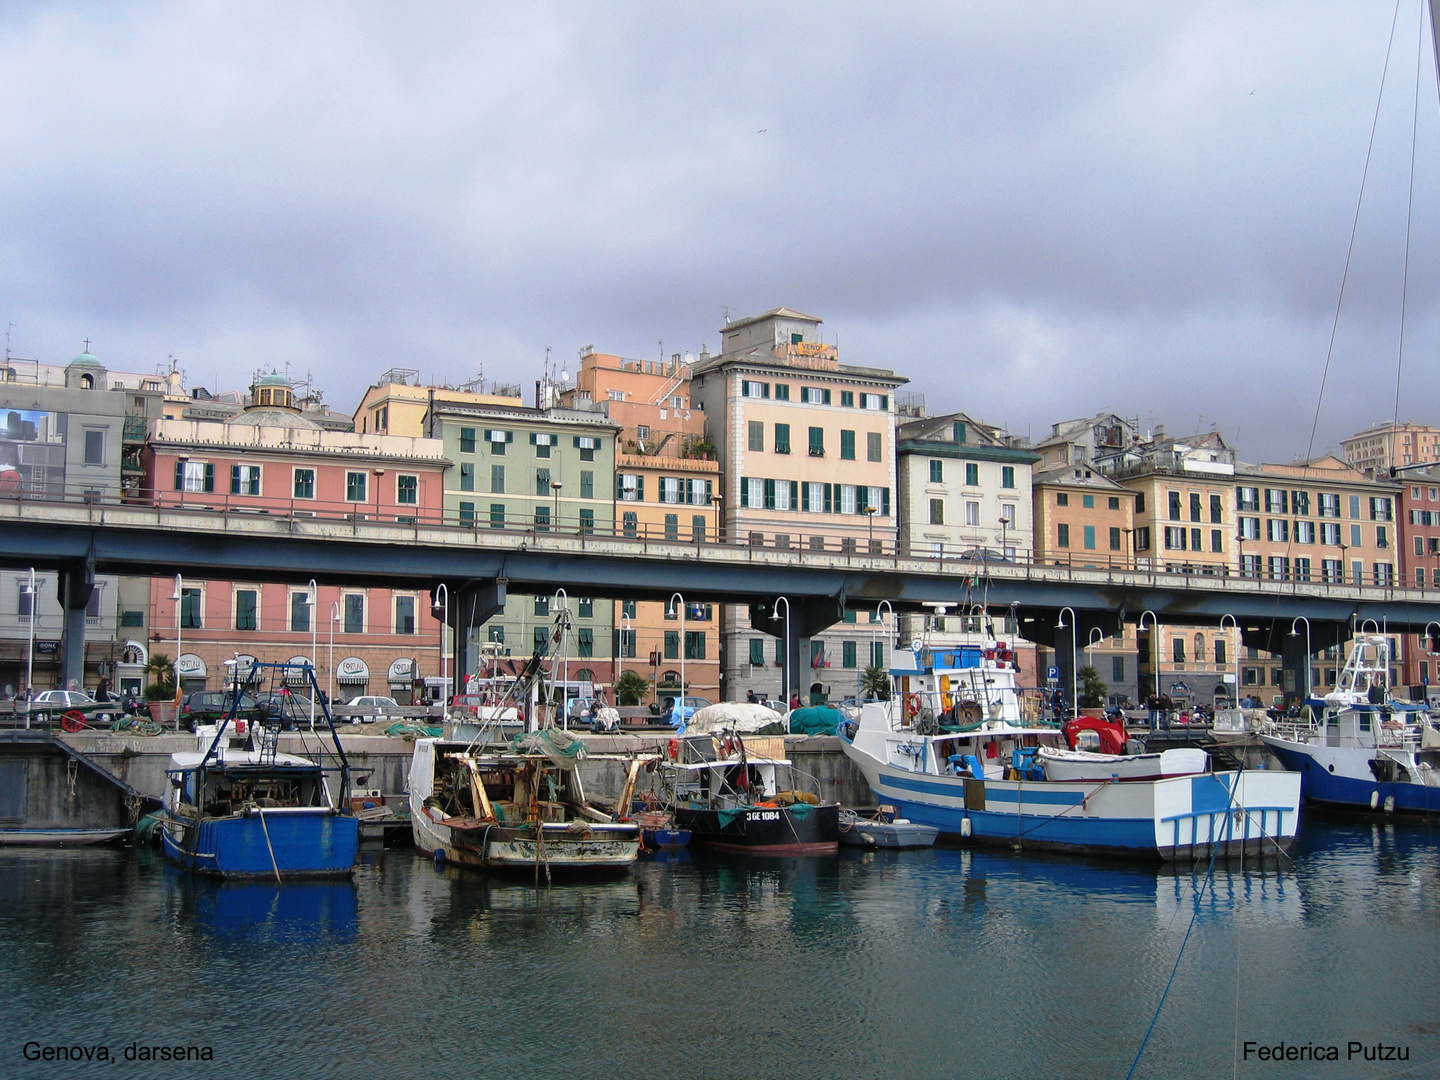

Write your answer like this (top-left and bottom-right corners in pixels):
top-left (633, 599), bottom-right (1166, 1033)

top-left (551, 481), bottom-right (562, 532)
top-left (1289, 616), bottom-right (1312, 702)
top-left (711, 492), bottom-right (724, 544)
top-left (617, 609), bottom-right (633, 690)
top-left (864, 505), bottom-right (878, 554)
top-left (171, 574), bottom-right (184, 722)
top-left (553, 588), bottom-right (570, 726)
top-left (307, 578), bottom-right (318, 729)
top-left (770, 596), bottom-right (791, 708)
top-left (1338, 541), bottom-right (1349, 585)
top-left (670, 591), bottom-right (686, 717)
top-left (1087, 626), bottom-right (1105, 671)
top-left (999, 515), bottom-right (1011, 560)
top-left (431, 583), bottom-right (450, 715)
top-left (1056, 607), bottom-right (1078, 718)
top-left (329, 601), bottom-right (341, 710)
top-left (1138, 609), bottom-right (1161, 703)
top-left (1235, 534), bottom-right (1247, 578)
top-left (21, 567), bottom-right (35, 727)
top-left (872, 600), bottom-right (894, 699)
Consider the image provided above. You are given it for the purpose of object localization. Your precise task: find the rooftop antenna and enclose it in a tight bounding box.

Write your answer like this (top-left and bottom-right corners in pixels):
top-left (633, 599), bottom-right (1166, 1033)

top-left (722, 305), bottom-right (731, 324)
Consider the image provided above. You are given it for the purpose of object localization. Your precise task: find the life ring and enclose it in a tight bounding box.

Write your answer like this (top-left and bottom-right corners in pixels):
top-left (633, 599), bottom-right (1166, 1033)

top-left (666, 737), bottom-right (679, 760)
top-left (60, 710), bottom-right (87, 732)
top-left (905, 693), bottom-right (922, 719)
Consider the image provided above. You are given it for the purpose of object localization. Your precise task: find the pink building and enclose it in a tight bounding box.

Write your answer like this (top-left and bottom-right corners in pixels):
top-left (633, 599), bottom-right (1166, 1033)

top-left (141, 376), bottom-right (453, 701)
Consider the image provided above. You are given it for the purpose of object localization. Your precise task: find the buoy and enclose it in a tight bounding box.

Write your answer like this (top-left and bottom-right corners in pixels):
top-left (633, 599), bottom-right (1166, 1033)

top-left (960, 817), bottom-right (972, 838)
top-left (1369, 790), bottom-right (1379, 809)
top-left (1384, 795), bottom-right (1396, 814)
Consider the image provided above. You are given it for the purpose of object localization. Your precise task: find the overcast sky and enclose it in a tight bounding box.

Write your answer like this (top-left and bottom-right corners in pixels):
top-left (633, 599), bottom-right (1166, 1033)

top-left (2, 1), bottom-right (1437, 461)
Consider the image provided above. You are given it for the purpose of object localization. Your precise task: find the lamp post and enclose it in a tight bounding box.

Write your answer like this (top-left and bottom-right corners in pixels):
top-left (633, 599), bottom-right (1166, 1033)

top-left (1289, 616), bottom-right (1312, 702)
top-left (21, 567), bottom-right (35, 727)
top-left (553, 588), bottom-right (570, 726)
top-left (307, 578), bottom-right (318, 730)
top-left (711, 492), bottom-right (723, 544)
top-left (873, 600), bottom-right (894, 697)
top-left (551, 481), bottom-right (562, 532)
top-left (999, 515), bottom-right (1010, 560)
top-left (1220, 613), bottom-right (1238, 705)
top-left (329, 601), bottom-right (340, 710)
top-left (1235, 534), bottom-right (1246, 578)
top-left (431, 583), bottom-right (450, 715)
top-left (1056, 607), bottom-right (1078, 718)
top-left (1338, 541), bottom-right (1349, 585)
top-left (1087, 626), bottom-right (1105, 672)
top-left (771, 596), bottom-right (791, 708)
top-left (670, 591), bottom-right (686, 718)
top-left (171, 574), bottom-right (184, 723)
top-left (864, 505), bottom-right (877, 554)
top-left (617, 610), bottom-right (633, 690)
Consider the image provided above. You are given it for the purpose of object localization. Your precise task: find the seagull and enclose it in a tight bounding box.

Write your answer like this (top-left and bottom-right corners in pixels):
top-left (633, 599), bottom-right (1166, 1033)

top-left (757, 128), bottom-right (767, 133)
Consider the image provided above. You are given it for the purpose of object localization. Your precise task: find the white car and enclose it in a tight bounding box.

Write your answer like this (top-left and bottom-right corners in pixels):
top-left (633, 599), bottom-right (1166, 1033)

top-left (32, 690), bottom-right (99, 709)
top-left (344, 695), bottom-right (400, 724)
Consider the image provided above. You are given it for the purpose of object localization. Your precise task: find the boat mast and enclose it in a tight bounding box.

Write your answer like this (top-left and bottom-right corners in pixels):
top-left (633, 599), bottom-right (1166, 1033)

top-left (1430, 1), bottom-right (1440, 110)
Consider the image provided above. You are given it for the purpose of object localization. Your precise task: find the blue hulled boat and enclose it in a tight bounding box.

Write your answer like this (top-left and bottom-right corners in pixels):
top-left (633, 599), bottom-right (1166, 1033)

top-left (160, 663), bottom-right (358, 879)
top-left (1260, 635), bottom-right (1440, 818)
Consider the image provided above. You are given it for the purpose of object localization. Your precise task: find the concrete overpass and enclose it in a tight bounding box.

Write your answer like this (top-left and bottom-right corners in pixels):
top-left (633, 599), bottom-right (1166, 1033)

top-left (3, 496), bottom-right (1437, 697)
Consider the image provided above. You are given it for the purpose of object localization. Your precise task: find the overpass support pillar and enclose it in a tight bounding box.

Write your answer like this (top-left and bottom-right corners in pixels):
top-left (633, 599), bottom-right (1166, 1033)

top-left (59, 566), bottom-right (94, 692)
top-left (455, 580), bottom-right (507, 684)
top-left (749, 596), bottom-right (844, 707)
top-left (1279, 634), bottom-right (1314, 704)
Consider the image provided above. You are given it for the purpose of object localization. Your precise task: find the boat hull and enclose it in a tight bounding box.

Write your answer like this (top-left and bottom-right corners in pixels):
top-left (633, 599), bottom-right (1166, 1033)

top-left (673, 803), bottom-right (841, 855)
top-left (413, 809), bottom-right (639, 873)
top-left (1261, 737), bottom-right (1440, 818)
top-left (842, 743), bottom-right (1299, 861)
top-left (0, 827), bottom-right (131, 847)
top-left (161, 809), bottom-right (358, 878)
top-left (838, 820), bottom-right (938, 849)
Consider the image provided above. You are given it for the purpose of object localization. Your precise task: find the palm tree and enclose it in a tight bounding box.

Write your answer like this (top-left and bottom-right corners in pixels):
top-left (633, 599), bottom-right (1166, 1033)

top-left (860, 665), bottom-right (891, 701)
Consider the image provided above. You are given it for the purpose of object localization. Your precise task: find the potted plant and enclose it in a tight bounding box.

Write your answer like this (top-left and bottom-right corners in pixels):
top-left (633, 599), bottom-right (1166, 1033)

top-left (144, 653), bottom-right (179, 726)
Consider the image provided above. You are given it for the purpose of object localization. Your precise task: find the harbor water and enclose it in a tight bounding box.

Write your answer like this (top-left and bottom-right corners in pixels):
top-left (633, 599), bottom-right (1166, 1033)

top-left (3, 819), bottom-right (1437, 1079)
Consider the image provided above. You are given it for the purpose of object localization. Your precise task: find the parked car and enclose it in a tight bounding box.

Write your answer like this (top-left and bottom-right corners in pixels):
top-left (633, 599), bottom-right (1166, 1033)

top-left (32, 690), bottom-right (99, 710)
top-left (956, 547), bottom-right (1011, 563)
top-left (661, 695), bottom-right (712, 727)
top-left (181, 690), bottom-right (264, 730)
top-left (254, 690), bottom-right (317, 728)
top-left (344, 695), bottom-right (399, 724)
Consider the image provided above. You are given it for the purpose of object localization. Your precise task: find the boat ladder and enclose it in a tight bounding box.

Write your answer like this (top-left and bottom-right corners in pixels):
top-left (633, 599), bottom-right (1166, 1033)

top-left (255, 723), bottom-right (280, 766)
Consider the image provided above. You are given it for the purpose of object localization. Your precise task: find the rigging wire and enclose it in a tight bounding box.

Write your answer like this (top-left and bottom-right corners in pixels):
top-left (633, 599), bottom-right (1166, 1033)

top-left (1391, 0), bottom-right (1425, 434)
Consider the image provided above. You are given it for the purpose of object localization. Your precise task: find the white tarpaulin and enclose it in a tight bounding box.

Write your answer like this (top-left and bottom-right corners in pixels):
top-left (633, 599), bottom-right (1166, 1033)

top-left (685, 703), bottom-right (784, 735)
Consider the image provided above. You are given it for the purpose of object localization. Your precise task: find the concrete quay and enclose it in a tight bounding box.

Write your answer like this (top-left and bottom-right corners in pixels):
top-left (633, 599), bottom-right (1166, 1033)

top-left (54, 729), bottom-right (876, 812)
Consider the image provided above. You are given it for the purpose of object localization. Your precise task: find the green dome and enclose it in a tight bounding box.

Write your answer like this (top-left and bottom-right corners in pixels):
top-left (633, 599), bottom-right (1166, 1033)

top-left (253, 373), bottom-right (291, 388)
top-left (70, 351), bottom-right (102, 367)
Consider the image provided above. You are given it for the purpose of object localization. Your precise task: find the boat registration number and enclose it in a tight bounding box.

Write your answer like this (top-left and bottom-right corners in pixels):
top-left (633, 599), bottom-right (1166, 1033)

top-left (747, 811), bottom-right (780, 821)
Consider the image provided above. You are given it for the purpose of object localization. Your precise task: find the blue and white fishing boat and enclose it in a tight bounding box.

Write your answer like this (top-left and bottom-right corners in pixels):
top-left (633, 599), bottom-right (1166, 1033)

top-left (160, 663), bottom-right (358, 879)
top-left (840, 639), bottom-right (1300, 860)
top-left (1260, 635), bottom-right (1440, 817)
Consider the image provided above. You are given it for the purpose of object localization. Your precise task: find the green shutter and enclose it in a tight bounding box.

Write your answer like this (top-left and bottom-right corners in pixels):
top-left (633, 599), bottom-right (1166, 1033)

top-left (764, 479), bottom-right (776, 510)
top-left (203, 463), bottom-right (215, 492)
top-left (741, 479), bottom-right (750, 508)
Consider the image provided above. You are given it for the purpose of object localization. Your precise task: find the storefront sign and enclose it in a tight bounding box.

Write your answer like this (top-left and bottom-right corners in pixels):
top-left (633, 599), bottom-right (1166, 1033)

top-left (336, 657), bottom-right (370, 683)
top-left (286, 655), bottom-right (312, 685)
top-left (387, 658), bottom-right (415, 686)
top-left (175, 653), bottom-right (207, 678)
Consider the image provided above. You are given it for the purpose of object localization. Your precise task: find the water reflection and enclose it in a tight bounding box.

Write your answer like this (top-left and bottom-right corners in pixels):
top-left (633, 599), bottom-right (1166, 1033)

top-left (162, 866), bottom-right (358, 944)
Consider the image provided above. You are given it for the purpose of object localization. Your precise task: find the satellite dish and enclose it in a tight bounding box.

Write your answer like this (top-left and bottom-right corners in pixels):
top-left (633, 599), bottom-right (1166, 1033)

top-left (683, 351), bottom-right (695, 364)
top-left (560, 370), bottom-right (571, 383)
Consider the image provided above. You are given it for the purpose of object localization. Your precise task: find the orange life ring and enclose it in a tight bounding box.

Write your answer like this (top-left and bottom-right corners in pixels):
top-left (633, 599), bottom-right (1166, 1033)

top-left (905, 693), bottom-right (922, 719)
top-left (666, 737), bottom-right (679, 760)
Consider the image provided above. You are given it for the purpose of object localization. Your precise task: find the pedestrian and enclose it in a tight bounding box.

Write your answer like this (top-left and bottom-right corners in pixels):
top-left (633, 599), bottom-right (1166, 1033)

top-left (1145, 692), bottom-right (1161, 731)
top-left (746, 689), bottom-right (758, 704)
top-left (1159, 693), bottom-right (1175, 730)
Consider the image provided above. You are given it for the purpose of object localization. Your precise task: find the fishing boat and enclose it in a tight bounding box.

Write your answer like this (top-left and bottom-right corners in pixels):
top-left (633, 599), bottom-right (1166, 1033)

top-left (840, 640), bottom-right (1301, 860)
top-left (160, 663), bottom-right (358, 879)
top-left (408, 730), bottom-right (643, 875)
top-left (653, 732), bottom-right (841, 855)
top-left (1260, 635), bottom-right (1440, 817)
top-left (837, 807), bottom-right (938, 849)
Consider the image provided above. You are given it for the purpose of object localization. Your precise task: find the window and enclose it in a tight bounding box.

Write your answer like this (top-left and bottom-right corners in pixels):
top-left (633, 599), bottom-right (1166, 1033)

top-left (1001, 466), bottom-right (1015, 489)
top-left (1168, 491), bottom-right (1181, 520)
top-left (1350, 524), bottom-right (1363, 547)
top-left (487, 429), bottom-right (509, 455)
top-left (576, 436), bottom-right (598, 462)
top-left (1112, 656), bottom-right (1125, 682)
top-left (929, 499), bottom-right (944, 525)
top-left (535, 468), bottom-right (551, 496)
top-left (616, 628), bottom-right (635, 658)
top-left (344, 594), bottom-right (364, 634)
top-left (622, 511), bottom-right (637, 537)
top-left (1173, 638), bottom-right (1185, 663)
top-left (1109, 497), bottom-right (1121, 511)
top-left (459, 428), bottom-right (476, 453)
top-left (867, 432), bottom-right (882, 462)
top-left (773, 384), bottom-right (790, 401)
top-left (1265, 489), bottom-right (1288, 514)
top-left (460, 463), bottom-right (475, 492)
top-left (346, 472), bottom-right (368, 502)
top-left (1267, 519), bottom-right (1289, 542)
top-left (231, 464), bottom-right (261, 496)
top-left (1318, 493), bottom-right (1340, 518)
top-left (1209, 494), bottom-right (1223, 523)
top-left (607, 390), bottom-right (625, 402)
top-left (1349, 495), bottom-right (1361, 519)
top-left (1267, 556), bottom-right (1290, 580)
top-left (180, 588), bottom-right (202, 628)
top-left (1291, 491), bottom-right (1310, 516)
top-left (1211, 530), bottom-right (1223, 552)
top-left (1238, 516), bottom-right (1260, 540)
top-left (965, 501), bottom-right (980, 526)
top-left (1164, 527), bottom-right (1187, 550)
top-left (577, 629), bottom-right (594, 658)
top-left (1375, 563), bottom-right (1394, 586)
top-left (692, 515), bottom-right (705, 542)
top-left (579, 509), bottom-right (594, 534)
top-left (1294, 557), bottom-right (1311, 581)
top-left (235, 590), bottom-right (257, 631)
top-left (800, 386), bottom-right (830, 405)
top-left (660, 477), bottom-right (681, 504)
top-left (1082, 494), bottom-right (1095, 509)
top-left (1135, 493), bottom-right (1145, 514)
top-left (839, 484), bottom-right (857, 514)
top-left (1294, 520), bottom-right (1315, 544)
top-left (803, 482), bottom-right (827, 512)
top-left (749, 421), bottom-right (764, 452)
top-left (534, 627), bottom-right (550, 655)
top-left (749, 638), bottom-right (765, 665)
top-left (664, 631), bottom-right (679, 660)
top-left (393, 474), bottom-right (418, 505)
top-left (576, 470), bottom-right (592, 500)
top-left (293, 468), bottom-right (315, 499)
top-left (861, 393), bottom-right (886, 410)
top-left (742, 380), bottom-right (769, 398)
top-left (1057, 523), bottom-right (1070, 547)
top-left (684, 631), bottom-right (706, 660)
top-left (842, 640), bottom-right (857, 668)
top-left (175, 461), bottom-right (214, 494)
top-left (841, 430), bottom-right (856, 460)
top-left (622, 600), bottom-right (636, 619)
top-left (665, 513), bottom-right (678, 540)
top-left (290, 591), bottom-right (311, 632)
top-left (1370, 497), bottom-right (1393, 521)
top-left (1134, 526), bottom-right (1151, 550)
top-left (490, 464), bottom-right (504, 493)
top-left (1320, 522), bottom-right (1340, 545)
top-left (1189, 492), bottom-right (1201, 522)
top-left (1214, 639), bottom-right (1227, 664)
top-left (489, 503), bottom-right (505, 528)
top-left (1056, 492), bottom-right (1068, 506)
top-left (1109, 527), bottom-right (1122, 551)
top-left (774, 424), bottom-right (791, 454)
top-left (1083, 525), bottom-right (1096, 550)
top-left (966, 463), bottom-right (980, 486)
top-left (83, 429), bottom-right (104, 466)
top-left (1237, 487), bottom-right (1259, 512)
top-left (618, 474), bottom-right (643, 501)
top-left (838, 390), bottom-right (854, 408)
top-left (534, 507), bottom-right (550, 530)
top-left (809, 427), bottom-right (824, 457)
